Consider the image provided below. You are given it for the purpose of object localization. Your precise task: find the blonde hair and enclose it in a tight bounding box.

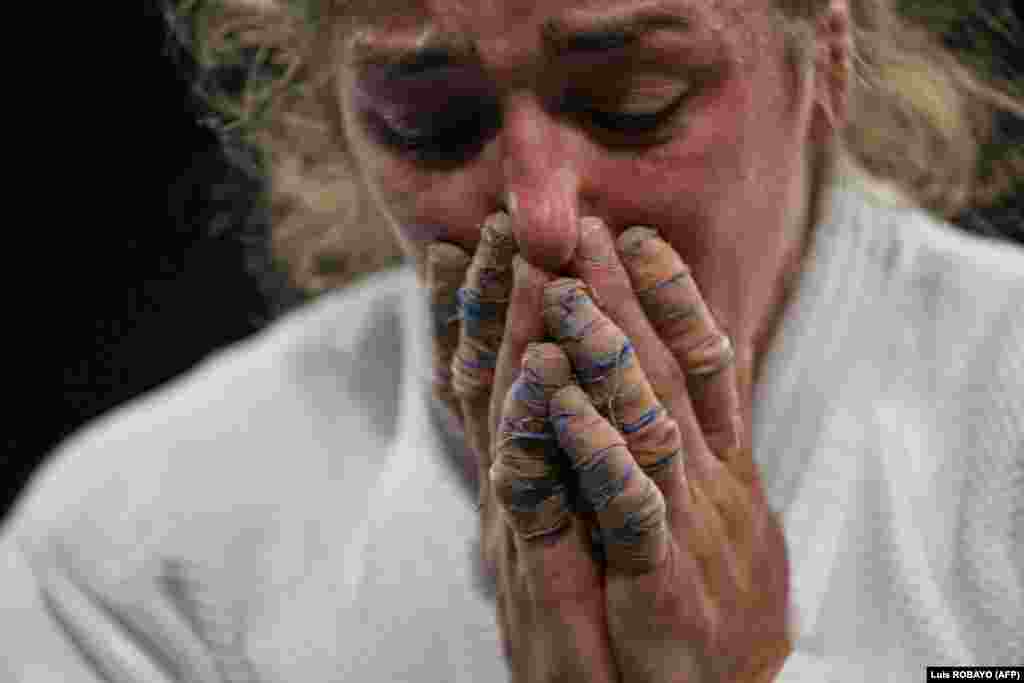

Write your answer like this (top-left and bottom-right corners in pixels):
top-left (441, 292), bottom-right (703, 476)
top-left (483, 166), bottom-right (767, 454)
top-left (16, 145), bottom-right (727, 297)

top-left (166, 0), bottom-right (1024, 296)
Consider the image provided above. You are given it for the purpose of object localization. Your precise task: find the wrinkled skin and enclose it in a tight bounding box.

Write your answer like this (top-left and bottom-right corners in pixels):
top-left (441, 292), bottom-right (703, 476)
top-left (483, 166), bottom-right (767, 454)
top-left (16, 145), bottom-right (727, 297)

top-left (339, 0), bottom-right (851, 679)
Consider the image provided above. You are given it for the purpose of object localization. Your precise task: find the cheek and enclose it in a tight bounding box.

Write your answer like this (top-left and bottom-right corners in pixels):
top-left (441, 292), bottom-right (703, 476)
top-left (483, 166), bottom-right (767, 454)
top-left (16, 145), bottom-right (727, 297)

top-left (358, 152), bottom-right (493, 253)
top-left (356, 147), bottom-right (425, 216)
top-left (588, 82), bottom-right (754, 238)
top-left (589, 60), bottom-right (802, 247)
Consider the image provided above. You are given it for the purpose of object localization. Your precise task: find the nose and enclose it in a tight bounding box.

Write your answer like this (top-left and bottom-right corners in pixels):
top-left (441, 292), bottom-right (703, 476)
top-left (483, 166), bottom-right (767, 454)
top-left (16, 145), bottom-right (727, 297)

top-left (500, 96), bottom-right (583, 273)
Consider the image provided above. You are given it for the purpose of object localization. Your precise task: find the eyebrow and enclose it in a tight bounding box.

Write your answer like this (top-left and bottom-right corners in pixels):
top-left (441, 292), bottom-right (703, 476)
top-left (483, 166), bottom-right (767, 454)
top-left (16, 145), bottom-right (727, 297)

top-left (350, 6), bottom-right (693, 70)
top-left (350, 31), bottom-right (478, 72)
top-left (541, 9), bottom-right (693, 55)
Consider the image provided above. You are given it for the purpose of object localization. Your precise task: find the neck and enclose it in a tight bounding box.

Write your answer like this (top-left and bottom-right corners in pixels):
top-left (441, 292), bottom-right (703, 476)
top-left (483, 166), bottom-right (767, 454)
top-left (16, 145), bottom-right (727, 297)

top-left (744, 141), bottom-right (835, 419)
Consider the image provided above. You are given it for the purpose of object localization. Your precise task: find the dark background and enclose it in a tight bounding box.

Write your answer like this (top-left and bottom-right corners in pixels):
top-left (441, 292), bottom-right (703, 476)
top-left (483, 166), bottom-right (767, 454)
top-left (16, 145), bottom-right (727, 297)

top-left (0, 5), bottom-right (276, 518)
top-left (2, 2), bottom-right (1022, 520)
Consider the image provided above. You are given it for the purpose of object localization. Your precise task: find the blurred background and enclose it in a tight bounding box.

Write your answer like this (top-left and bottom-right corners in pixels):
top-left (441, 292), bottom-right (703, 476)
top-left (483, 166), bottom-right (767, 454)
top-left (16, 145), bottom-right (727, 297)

top-left (2, 1), bottom-right (1022, 519)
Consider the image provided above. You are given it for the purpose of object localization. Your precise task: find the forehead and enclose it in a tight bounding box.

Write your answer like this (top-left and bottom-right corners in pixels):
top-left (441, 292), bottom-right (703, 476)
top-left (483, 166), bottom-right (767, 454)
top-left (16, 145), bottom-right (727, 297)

top-left (347, 0), bottom-right (772, 63)
top-left (417, 0), bottom-right (754, 26)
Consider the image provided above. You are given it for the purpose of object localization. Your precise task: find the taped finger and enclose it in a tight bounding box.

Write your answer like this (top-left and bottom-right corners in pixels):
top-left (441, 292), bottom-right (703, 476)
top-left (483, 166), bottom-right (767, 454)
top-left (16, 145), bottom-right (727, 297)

top-left (551, 385), bottom-right (669, 575)
top-left (490, 343), bottom-right (574, 539)
top-left (542, 278), bottom-right (683, 480)
top-left (452, 212), bottom-right (518, 494)
top-left (426, 242), bottom-right (472, 431)
top-left (616, 227), bottom-right (743, 461)
top-left (452, 212), bottom-right (517, 404)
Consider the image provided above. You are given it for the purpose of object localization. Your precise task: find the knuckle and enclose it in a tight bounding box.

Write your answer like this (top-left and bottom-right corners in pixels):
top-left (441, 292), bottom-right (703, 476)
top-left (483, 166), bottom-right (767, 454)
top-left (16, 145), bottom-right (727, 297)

top-left (648, 362), bottom-right (690, 410)
top-left (663, 329), bottom-right (729, 375)
top-left (628, 413), bottom-right (684, 476)
top-left (524, 561), bottom-right (595, 611)
top-left (686, 334), bottom-right (735, 377)
top-left (704, 422), bottom-right (742, 459)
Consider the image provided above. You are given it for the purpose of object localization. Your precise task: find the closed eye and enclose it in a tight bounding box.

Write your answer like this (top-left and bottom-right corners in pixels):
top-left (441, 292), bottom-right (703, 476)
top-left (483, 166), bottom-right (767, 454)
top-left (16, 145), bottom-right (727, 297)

top-left (556, 70), bottom-right (696, 144)
top-left (364, 99), bottom-right (502, 164)
top-left (355, 63), bottom-right (502, 164)
top-left (583, 92), bottom-right (687, 134)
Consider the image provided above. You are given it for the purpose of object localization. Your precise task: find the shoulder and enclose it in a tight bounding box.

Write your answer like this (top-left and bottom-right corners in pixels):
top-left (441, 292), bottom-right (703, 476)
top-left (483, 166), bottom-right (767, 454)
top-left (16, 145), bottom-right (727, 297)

top-left (881, 195), bottom-right (1023, 368)
top-left (835, 165), bottom-right (1024, 351)
top-left (834, 171), bottom-right (1024, 466)
top-left (805, 166), bottom-right (1024, 463)
top-left (838, 162), bottom-right (1024, 295)
top-left (3, 266), bottom-right (417, 563)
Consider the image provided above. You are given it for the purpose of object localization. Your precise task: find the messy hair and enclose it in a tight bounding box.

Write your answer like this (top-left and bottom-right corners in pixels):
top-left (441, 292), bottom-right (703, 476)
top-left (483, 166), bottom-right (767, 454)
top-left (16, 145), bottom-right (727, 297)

top-left (163, 0), bottom-right (1024, 297)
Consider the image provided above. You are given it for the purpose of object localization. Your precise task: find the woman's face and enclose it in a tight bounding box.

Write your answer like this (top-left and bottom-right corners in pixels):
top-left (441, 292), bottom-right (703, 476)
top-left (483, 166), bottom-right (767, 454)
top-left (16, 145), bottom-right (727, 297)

top-left (339, 0), bottom-right (827, 373)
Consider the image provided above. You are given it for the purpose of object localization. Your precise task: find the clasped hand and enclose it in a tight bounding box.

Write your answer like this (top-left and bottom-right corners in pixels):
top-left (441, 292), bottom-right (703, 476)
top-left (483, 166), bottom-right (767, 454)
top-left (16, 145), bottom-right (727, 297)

top-left (427, 212), bottom-right (791, 682)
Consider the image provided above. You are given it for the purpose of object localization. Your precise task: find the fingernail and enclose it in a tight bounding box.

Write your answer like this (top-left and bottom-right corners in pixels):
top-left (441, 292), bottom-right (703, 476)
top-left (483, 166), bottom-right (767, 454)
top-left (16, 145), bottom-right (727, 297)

top-left (482, 211), bottom-right (515, 246)
top-left (615, 227), bottom-right (689, 295)
top-left (575, 217), bottom-right (614, 266)
top-left (615, 226), bottom-right (660, 259)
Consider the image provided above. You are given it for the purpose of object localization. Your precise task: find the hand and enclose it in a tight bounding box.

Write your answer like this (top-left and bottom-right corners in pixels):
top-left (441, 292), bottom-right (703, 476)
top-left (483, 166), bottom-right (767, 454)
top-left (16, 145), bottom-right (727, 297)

top-left (427, 212), bottom-right (619, 681)
top-left (550, 219), bottom-right (791, 682)
top-left (427, 214), bottom-right (791, 682)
